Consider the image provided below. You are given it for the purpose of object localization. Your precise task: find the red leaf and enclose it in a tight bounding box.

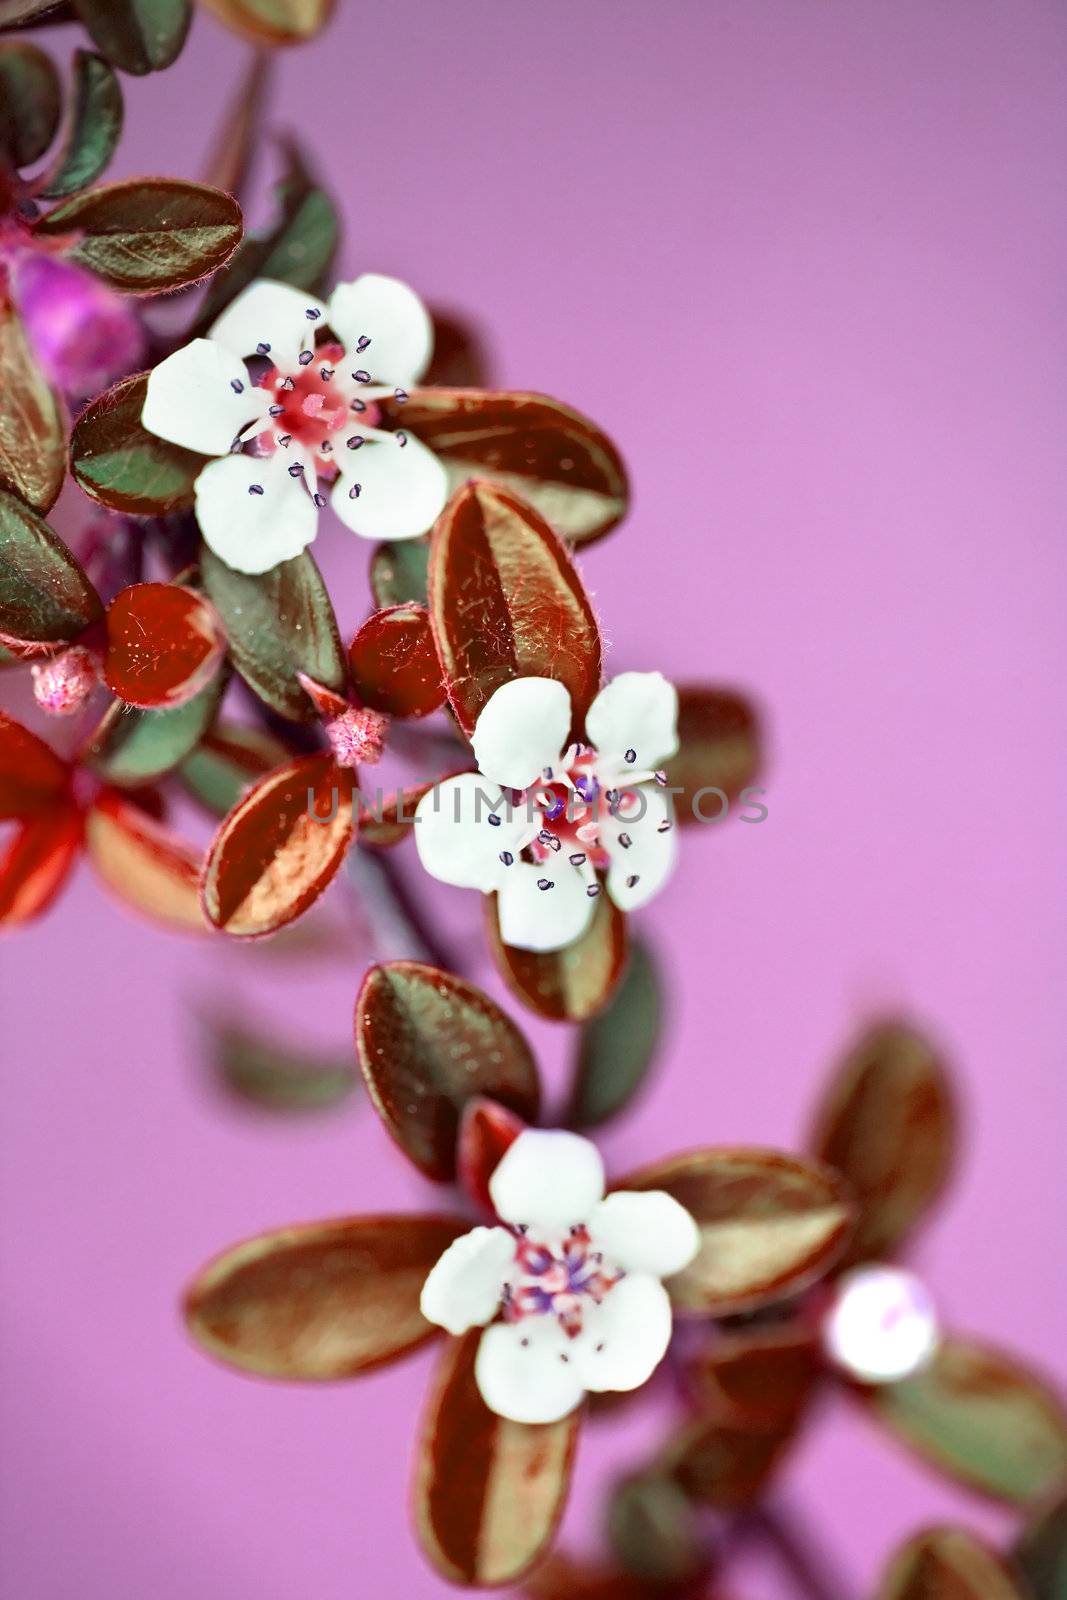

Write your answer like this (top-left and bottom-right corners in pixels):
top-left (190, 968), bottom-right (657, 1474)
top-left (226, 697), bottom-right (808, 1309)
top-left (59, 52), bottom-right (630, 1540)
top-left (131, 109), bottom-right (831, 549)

top-left (104, 582), bottom-right (225, 709)
top-left (414, 1329), bottom-right (580, 1586)
top-left (0, 711), bottom-right (71, 818)
top-left (486, 887), bottom-right (628, 1022)
top-left (354, 962), bottom-right (541, 1180)
top-left (456, 1097), bottom-right (527, 1213)
top-left (0, 806), bottom-right (81, 926)
top-left (357, 779), bottom-right (437, 848)
top-left (201, 752), bottom-right (354, 937)
top-left (85, 789), bottom-right (206, 932)
top-left (347, 603), bottom-right (445, 719)
top-left (875, 1529), bottom-right (1025, 1600)
top-left (184, 1214), bottom-right (463, 1379)
top-left (665, 685), bottom-right (762, 825)
top-left (428, 480), bottom-right (602, 739)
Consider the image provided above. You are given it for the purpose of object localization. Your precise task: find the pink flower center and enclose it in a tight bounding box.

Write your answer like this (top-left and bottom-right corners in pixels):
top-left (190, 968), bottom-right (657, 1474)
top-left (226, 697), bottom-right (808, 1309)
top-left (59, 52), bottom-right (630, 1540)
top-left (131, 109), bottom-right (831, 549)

top-left (501, 1225), bottom-right (622, 1340)
top-left (255, 341), bottom-right (381, 475)
top-left (519, 747), bottom-right (642, 872)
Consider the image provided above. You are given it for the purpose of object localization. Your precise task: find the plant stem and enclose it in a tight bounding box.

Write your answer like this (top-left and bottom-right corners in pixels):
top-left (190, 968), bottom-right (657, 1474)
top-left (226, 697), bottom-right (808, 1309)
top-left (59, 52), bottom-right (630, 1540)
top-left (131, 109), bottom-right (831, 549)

top-left (741, 1504), bottom-right (854, 1600)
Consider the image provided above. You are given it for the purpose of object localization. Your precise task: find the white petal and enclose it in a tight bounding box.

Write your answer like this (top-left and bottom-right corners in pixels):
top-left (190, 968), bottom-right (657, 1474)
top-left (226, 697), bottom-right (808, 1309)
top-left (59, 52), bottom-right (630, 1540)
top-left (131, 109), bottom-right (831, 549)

top-left (575, 1275), bottom-right (673, 1393)
top-left (194, 452), bottom-right (317, 575)
top-left (822, 1266), bottom-right (940, 1385)
top-left (471, 677), bottom-right (572, 792)
top-left (331, 431), bottom-right (448, 543)
top-left (327, 273), bottom-right (433, 386)
top-left (474, 1316), bottom-right (585, 1424)
top-left (141, 338), bottom-right (263, 457)
top-left (586, 671), bottom-right (679, 770)
top-left (602, 782), bottom-right (677, 911)
top-left (419, 1226), bottom-right (514, 1336)
top-left (414, 773), bottom-right (528, 892)
top-left (489, 1129), bottom-right (605, 1232)
top-left (209, 279), bottom-right (325, 370)
top-left (588, 1191), bottom-right (700, 1279)
top-left (497, 858), bottom-right (596, 953)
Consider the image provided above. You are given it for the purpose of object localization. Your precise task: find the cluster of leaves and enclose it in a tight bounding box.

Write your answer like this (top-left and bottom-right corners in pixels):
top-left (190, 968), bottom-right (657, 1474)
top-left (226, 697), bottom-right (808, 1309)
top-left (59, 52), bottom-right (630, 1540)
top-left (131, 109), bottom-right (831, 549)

top-left (2, 0), bottom-right (335, 69)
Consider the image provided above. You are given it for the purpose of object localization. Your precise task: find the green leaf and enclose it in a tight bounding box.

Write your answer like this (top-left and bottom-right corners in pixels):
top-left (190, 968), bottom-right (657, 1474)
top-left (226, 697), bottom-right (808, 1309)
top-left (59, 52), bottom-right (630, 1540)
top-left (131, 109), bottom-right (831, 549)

top-left (194, 138), bottom-right (338, 330)
top-left (867, 1336), bottom-right (1067, 1506)
top-left (0, 489), bottom-right (102, 652)
top-left (203, 1014), bottom-right (358, 1112)
top-left (875, 1529), bottom-right (1025, 1600)
top-left (70, 370), bottom-right (202, 514)
top-left (0, 41), bottom-right (61, 168)
top-left (1014, 1497), bottom-right (1067, 1600)
top-left (37, 50), bottom-right (123, 199)
top-left (605, 1473), bottom-right (704, 1587)
top-left (0, 298), bottom-right (65, 514)
top-left (84, 669), bottom-right (226, 785)
top-left (200, 546), bottom-right (345, 723)
top-left (369, 536), bottom-right (430, 608)
top-left (178, 723), bottom-right (292, 817)
top-left (568, 939), bottom-right (663, 1127)
top-left (197, 0), bottom-right (335, 45)
top-left (35, 178), bottom-right (242, 294)
top-left (71, 0), bottom-right (191, 75)
top-left (487, 887), bottom-right (628, 1023)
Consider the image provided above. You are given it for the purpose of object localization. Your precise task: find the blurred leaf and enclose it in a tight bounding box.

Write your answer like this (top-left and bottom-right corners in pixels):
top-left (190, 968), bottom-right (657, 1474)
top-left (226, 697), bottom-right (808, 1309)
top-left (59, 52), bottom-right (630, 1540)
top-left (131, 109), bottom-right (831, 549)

top-left (424, 308), bottom-right (491, 389)
top-left (456, 1096), bottom-right (526, 1213)
top-left (621, 1147), bottom-right (855, 1316)
top-left (70, 370), bottom-right (203, 514)
top-left (36, 49), bottom-right (122, 198)
top-left (355, 960), bottom-right (541, 1180)
top-left (104, 581), bottom-right (223, 708)
top-left (84, 668), bottom-right (226, 785)
top-left (1014, 1497), bottom-right (1067, 1600)
top-left (203, 1015), bottom-right (358, 1111)
top-left (0, 489), bottom-right (102, 654)
top-left (197, 0), bottom-right (334, 45)
top-left (568, 938), bottom-right (662, 1127)
top-left (809, 1019), bottom-right (957, 1266)
top-left (414, 1328), bottom-right (579, 1586)
top-left (866, 1335), bottom-right (1067, 1506)
top-left (357, 779), bottom-right (437, 849)
top-left (71, 0), bottom-right (191, 75)
top-left (200, 50), bottom-right (269, 200)
top-left (369, 535), bottom-right (430, 608)
top-left (380, 389), bottom-right (628, 548)
top-left (525, 1553), bottom-right (665, 1600)
top-left (185, 1213), bottom-right (462, 1378)
top-left (487, 886), bottom-right (628, 1023)
top-left (875, 1529), bottom-right (1025, 1600)
top-left (0, 297), bottom-right (65, 513)
top-left (429, 480), bottom-right (602, 738)
top-left (200, 546), bottom-right (345, 723)
top-left (178, 722), bottom-right (291, 817)
top-left (35, 179), bottom-right (242, 292)
top-left (0, 805), bottom-right (81, 925)
top-left (664, 685), bottom-right (761, 824)
top-left (0, 708), bottom-right (71, 816)
top-left (606, 1472), bottom-right (704, 1587)
top-left (347, 602), bottom-right (444, 719)
top-left (0, 40), bottom-right (61, 167)
top-left (85, 787), bottom-right (205, 930)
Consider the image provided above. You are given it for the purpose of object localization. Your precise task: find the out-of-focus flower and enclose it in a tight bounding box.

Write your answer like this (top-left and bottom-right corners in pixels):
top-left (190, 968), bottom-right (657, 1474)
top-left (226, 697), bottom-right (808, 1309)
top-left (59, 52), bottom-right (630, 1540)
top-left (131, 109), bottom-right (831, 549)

top-left (420, 1128), bottom-right (699, 1423)
top-left (6, 249), bottom-right (143, 396)
top-left (415, 671), bottom-right (679, 952)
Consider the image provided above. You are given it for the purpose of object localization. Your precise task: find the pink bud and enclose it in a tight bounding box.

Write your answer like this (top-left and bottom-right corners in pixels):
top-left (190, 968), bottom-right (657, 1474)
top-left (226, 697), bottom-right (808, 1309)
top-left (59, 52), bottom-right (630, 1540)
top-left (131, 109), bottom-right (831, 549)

top-left (11, 251), bottom-right (144, 397)
top-left (31, 646), bottom-right (101, 717)
top-left (325, 706), bottom-right (388, 768)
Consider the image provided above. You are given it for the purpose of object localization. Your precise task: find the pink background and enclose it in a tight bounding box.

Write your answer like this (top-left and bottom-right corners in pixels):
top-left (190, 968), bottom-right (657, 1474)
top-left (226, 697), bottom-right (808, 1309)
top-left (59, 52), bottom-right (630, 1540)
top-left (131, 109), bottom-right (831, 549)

top-left (2, 2), bottom-right (1065, 1594)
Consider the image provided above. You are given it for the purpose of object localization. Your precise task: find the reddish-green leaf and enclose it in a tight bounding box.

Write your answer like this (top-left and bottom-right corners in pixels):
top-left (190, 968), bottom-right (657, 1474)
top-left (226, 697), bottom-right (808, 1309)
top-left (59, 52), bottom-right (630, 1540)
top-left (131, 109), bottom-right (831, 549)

top-left (200, 546), bottom-right (345, 723)
top-left (0, 489), bottom-right (102, 654)
top-left (0, 297), bottom-right (65, 513)
top-left (664, 686), bottom-right (762, 825)
top-left (202, 1013), bottom-right (358, 1113)
top-left (347, 603), bottom-right (444, 719)
top-left (369, 536), bottom-right (429, 608)
top-left (865, 1336), bottom-right (1067, 1506)
top-left (1014, 1497), bottom-right (1067, 1600)
top-left (84, 669), bottom-right (226, 785)
top-left (197, 0), bottom-right (334, 45)
top-left (875, 1529), bottom-right (1025, 1600)
top-left (525, 1553), bottom-right (659, 1600)
top-left (0, 41), bottom-right (61, 168)
top-left (487, 887), bottom-right (628, 1023)
top-left (354, 961), bottom-right (541, 1180)
top-left (568, 938), bottom-right (662, 1126)
top-left (201, 751), bottom-right (353, 937)
top-left (185, 1214), bottom-right (462, 1379)
top-left (809, 1019), bottom-right (957, 1266)
top-left (428, 480), bottom-right (602, 738)
top-left (423, 310), bottom-right (490, 390)
top-left (85, 787), bottom-right (205, 931)
top-left (357, 780), bottom-right (436, 849)
top-left (36, 49), bottom-right (123, 199)
top-left (71, 0), bottom-right (191, 76)
top-left (0, 710), bottom-right (71, 818)
top-left (71, 370), bottom-right (202, 514)
top-left (380, 389), bottom-right (628, 548)
top-left (621, 1148), bottom-right (855, 1316)
top-left (414, 1328), bottom-right (580, 1586)
top-left (456, 1096), bottom-right (526, 1214)
top-left (0, 806), bottom-right (81, 925)
top-left (605, 1472), bottom-right (704, 1587)
top-left (178, 722), bottom-right (292, 818)
top-left (35, 178), bottom-right (241, 293)
top-left (104, 582), bottom-right (223, 708)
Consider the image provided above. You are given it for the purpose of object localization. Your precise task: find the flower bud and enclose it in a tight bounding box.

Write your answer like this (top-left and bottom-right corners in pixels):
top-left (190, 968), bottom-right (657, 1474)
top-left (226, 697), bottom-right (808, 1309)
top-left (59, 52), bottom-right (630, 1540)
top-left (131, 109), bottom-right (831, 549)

top-left (31, 646), bottom-right (101, 717)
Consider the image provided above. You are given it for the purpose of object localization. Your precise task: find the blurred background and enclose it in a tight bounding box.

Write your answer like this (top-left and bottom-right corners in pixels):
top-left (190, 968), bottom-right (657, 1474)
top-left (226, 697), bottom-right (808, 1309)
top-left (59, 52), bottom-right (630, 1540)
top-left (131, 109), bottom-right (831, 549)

top-left (1, 1), bottom-right (1065, 1595)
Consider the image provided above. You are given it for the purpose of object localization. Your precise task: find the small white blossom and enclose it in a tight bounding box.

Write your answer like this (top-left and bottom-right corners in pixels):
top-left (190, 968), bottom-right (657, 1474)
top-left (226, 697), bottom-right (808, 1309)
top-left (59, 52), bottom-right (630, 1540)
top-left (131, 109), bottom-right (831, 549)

top-left (822, 1264), bottom-right (940, 1384)
top-left (420, 1129), bottom-right (700, 1424)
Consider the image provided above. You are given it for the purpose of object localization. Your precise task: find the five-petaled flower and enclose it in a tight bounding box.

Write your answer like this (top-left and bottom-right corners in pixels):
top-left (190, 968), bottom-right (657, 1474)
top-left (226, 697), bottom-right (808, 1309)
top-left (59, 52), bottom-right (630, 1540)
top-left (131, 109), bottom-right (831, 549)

top-left (141, 274), bottom-right (449, 574)
top-left (415, 671), bottom-right (680, 952)
top-left (420, 1128), bottom-right (700, 1423)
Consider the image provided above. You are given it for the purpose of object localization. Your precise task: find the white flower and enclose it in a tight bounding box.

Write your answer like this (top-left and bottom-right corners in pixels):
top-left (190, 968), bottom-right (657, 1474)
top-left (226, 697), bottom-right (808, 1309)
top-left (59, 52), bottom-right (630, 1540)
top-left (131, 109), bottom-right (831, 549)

top-left (414, 671), bottom-right (680, 952)
top-left (821, 1265), bottom-right (940, 1384)
top-left (141, 275), bottom-right (449, 574)
top-left (420, 1129), bottom-right (700, 1424)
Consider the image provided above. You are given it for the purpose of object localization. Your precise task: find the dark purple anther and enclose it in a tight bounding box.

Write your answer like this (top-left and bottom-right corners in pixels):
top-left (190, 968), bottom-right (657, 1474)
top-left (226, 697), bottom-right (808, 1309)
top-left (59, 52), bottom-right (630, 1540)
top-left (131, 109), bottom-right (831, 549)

top-left (586, 883), bottom-right (601, 897)
top-left (626, 874), bottom-right (639, 888)
top-left (537, 878), bottom-right (554, 891)
top-left (298, 350), bottom-right (314, 366)
top-left (288, 463), bottom-right (304, 477)
top-left (313, 492), bottom-right (326, 507)
top-left (257, 342), bottom-right (271, 354)
top-left (348, 484), bottom-right (361, 498)
top-left (278, 433), bottom-right (292, 446)
top-left (619, 833), bottom-right (632, 849)
top-left (230, 379), bottom-right (244, 393)
top-left (305, 307), bottom-right (321, 320)
top-left (347, 436), bottom-right (364, 450)
top-left (396, 431), bottom-right (408, 447)
top-left (320, 366), bottom-right (334, 381)
top-left (488, 814), bottom-right (502, 827)
top-left (356, 335), bottom-right (371, 351)
top-left (499, 851), bottom-right (514, 866)
top-left (248, 483), bottom-right (264, 496)
top-left (268, 403), bottom-right (284, 416)
top-left (542, 794), bottom-right (566, 823)
top-left (569, 852), bottom-right (586, 866)
top-left (353, 368), bottom-right (371, 383)
top-left (394, 388), bottom-right (408, 403)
